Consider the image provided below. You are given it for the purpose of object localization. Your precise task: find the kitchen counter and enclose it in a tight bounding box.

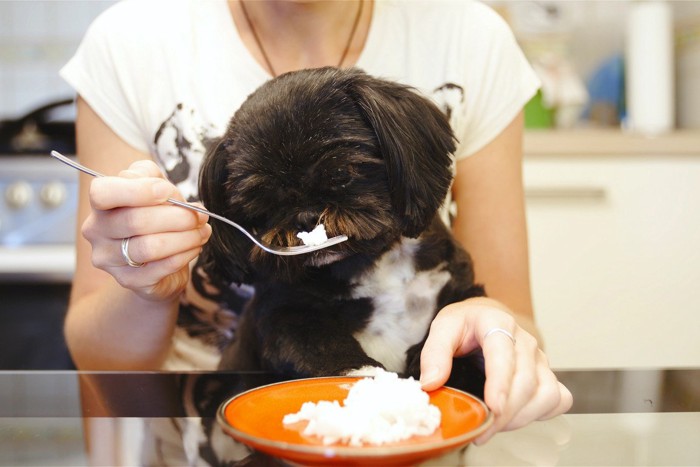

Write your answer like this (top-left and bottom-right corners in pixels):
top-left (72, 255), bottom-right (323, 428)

top-left (1, 368), bottom-right (698, 466)
top-left (524, 128), bottom-right (700, 156)
top-left (0, 246), bottom-right (74, 282)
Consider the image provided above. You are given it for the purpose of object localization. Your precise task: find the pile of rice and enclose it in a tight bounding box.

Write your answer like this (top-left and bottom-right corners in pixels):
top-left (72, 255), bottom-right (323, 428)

top-left (283, 370), bottom-right (441, 446)
top-left (296, 224), bottom-right (329, 246)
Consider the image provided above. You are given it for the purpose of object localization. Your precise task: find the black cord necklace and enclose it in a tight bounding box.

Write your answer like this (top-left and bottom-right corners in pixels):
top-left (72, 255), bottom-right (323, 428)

top-left (239, 0), bottom-right (364, 77)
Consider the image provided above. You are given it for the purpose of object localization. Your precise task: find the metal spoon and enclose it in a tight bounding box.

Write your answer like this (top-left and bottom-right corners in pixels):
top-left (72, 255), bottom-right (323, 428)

top-left (50, 151), bottom-right (348, 256)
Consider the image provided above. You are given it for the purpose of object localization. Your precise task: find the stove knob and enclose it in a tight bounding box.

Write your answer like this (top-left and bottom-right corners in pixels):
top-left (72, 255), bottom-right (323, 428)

top-left (40, 181), bottom-right (67, 208)
top-left (5, 181), bottom-right (33, 209)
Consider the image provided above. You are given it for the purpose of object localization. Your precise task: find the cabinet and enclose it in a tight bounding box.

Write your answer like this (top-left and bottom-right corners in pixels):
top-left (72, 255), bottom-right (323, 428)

top-left (524, 154), bottom-right (700, 369)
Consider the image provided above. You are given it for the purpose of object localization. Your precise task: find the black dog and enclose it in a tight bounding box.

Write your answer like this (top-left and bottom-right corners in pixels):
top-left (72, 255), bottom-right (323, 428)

top-left (199, 67), bottom-right (486, 392)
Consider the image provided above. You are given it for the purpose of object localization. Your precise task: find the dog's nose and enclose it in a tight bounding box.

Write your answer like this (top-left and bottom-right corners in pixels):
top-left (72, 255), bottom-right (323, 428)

top-left (294, 211), bottom-right (319, 232)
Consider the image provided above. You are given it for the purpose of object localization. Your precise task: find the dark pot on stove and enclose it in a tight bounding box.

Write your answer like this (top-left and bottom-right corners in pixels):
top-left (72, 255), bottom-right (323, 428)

top-left (0, 98), bottom-right (76, 155)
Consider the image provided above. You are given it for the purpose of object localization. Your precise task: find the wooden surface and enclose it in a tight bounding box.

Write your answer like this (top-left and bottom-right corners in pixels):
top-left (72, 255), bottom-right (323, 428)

top-left (524, 129), bottom-right (700, 156)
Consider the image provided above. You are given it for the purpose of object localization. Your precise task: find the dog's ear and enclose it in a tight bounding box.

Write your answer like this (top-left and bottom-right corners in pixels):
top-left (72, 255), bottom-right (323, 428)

top-left (349, 73), bottom-right (456, 237)
top-left (198, 139), bottom-right (253, 285)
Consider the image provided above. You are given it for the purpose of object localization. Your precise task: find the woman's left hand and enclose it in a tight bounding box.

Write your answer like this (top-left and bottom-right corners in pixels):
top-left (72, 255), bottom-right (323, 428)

top-left (419, 297), bottom-right (573, 445)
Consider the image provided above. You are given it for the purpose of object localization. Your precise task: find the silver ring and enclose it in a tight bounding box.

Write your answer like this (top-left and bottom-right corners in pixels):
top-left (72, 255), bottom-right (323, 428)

top-left (121, 237), bottom-right (144, 268)
top-left (484, 327), bottom-right (516, 345)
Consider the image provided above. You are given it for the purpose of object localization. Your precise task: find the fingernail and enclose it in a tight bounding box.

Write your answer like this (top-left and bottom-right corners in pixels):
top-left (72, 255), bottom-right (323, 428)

top-left (420, 366), bottom-right (440, 387)
top-left (190, 203), bottom-right (209, 223)
top-left (200, 223), bottom-right (212, 240)
top-left (151, 180), bottom-right (171, 200)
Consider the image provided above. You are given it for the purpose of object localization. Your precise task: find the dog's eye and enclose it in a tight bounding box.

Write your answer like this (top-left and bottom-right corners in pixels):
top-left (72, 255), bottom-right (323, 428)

top-left (330, 166), bottom-right (354, 189)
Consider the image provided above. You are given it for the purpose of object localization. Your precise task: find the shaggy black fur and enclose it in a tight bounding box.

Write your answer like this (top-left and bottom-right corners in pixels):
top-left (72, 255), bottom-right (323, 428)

top-left (199, 67), bottom-right (485, 394)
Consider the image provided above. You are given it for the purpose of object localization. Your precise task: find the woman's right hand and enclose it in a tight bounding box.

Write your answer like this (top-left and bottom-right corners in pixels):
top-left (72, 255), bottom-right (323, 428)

top-left (81, 159), bottom-right (212, 303)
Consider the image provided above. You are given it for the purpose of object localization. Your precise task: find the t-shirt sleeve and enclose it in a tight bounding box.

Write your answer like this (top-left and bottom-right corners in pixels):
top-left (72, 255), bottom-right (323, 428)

top-left (453, 3), bottom-right (540, 159)
top-left (59, 2), bottom-right (151, 153)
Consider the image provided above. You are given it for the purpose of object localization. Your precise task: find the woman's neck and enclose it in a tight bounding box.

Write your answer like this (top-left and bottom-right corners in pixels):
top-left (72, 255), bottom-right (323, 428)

top-left (230, 0), bottom-right (372, 76)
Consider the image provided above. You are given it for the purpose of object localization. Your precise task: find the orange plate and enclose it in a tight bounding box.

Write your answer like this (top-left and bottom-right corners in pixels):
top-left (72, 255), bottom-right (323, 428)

top-left (217, 376), bottom-right (492, 466)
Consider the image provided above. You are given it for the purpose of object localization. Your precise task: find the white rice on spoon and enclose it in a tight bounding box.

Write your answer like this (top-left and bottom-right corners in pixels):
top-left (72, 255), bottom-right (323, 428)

top-left (296, 224), bottom-right (329, 246)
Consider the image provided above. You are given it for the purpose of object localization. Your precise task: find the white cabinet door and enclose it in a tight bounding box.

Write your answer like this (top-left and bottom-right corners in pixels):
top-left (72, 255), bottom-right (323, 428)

top-left (524, 156), bottom-right (700, 369)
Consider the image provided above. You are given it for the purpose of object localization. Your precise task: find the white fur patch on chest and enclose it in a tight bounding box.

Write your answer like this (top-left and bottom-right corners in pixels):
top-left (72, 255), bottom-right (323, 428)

top-left (350, 238), bottom-right (451, 373)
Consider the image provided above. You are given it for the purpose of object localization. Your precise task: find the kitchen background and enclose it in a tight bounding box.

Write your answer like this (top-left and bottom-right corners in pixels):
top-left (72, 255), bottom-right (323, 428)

top-left (1, 1), bottom-right (699, 379)
top-left (2, 0), bottom-right (700, 127)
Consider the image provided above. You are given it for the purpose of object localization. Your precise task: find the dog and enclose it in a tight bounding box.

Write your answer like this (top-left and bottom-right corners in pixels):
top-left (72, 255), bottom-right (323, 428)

top-left (199, 67), bottom-right (486, 393)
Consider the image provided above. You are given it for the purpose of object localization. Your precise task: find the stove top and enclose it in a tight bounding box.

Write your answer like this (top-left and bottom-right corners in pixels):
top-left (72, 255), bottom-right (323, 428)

top-left (1, 154), bottom-right (78, 248)
top-left (0, 99), bottom-right (78, 280)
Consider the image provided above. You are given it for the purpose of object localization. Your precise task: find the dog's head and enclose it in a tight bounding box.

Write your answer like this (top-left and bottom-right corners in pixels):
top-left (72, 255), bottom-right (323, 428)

top-left (199, 67), bottom-right (456, 283)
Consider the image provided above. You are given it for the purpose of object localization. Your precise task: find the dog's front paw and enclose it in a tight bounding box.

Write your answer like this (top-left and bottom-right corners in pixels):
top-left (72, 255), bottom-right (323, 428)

top-left (344, 366), bottom-right (386, 378)
top-left (404, 342), bottom-right (423, 380)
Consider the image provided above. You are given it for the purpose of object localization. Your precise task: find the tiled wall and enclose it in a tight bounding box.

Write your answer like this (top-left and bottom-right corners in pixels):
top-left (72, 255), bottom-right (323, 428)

top-left (0, 0), bottom-right (115, 119)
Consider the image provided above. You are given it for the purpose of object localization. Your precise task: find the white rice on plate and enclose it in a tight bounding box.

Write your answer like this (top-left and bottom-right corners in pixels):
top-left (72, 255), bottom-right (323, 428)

top-left (283, 370), bottom-right (441, 446)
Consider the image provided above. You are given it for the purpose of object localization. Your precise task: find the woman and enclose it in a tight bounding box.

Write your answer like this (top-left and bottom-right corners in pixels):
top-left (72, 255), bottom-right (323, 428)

top-left (61, 0), bottom-right (571, 445)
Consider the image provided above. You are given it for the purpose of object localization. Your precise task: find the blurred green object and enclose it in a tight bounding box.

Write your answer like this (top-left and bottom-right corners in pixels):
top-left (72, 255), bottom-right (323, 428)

top-left (525, 90), bottom-right (554, 128)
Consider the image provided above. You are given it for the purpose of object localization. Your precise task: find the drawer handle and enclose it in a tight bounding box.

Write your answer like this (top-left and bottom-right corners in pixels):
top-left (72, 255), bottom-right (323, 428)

top-left (525, 187), bottom-right (607, 201)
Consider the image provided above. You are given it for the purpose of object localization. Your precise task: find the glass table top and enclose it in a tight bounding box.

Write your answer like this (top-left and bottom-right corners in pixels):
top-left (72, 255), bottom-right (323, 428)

top-left (0, 368), bottom-right (698, 466)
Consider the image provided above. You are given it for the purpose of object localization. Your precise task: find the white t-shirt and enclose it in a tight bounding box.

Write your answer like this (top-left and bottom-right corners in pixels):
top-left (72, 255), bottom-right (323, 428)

top-left (61, 0), bottom-right (539, 370)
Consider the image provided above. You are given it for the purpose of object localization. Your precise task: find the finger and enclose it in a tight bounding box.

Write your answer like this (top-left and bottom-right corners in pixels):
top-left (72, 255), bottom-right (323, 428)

top-left (472, 323), bottom-right (520, 445)
top-left (107, 204), bottom-right (207, 239)
top-left (497, 331), bottom-right (540, 428)
top-left (134, 224), bottom-right (211, 265)
top-left (480, 321), bottom-right (518, 416)
top-left (113, 224), bottom-right (212, 267)
top-left (89, 176), bottom-right (176, 210)
top-left (83, 205), bottom-right (207, 252)
top-left (110, 245), bottom-right (203, 296)
top-left (124, 159), bottom-right (166, 179)
top-left (475, 337), bottom-right (570, 446)
top-left (119, 161), bottom-right (191, 205)
top-left (540, 382), bottom-right (573, 420)
top-left (420, 306), bottom-right (473, 390)
top-left (504, 351), bottom-right (562, 431)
